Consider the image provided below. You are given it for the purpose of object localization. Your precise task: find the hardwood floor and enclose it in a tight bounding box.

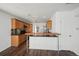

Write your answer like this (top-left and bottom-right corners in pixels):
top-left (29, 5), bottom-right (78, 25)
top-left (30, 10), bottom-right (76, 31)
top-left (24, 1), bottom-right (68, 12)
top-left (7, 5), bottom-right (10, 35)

top-left (0, 41), bottom-right (77, 56)
top-left (0, 41), bottom-right (27, 56)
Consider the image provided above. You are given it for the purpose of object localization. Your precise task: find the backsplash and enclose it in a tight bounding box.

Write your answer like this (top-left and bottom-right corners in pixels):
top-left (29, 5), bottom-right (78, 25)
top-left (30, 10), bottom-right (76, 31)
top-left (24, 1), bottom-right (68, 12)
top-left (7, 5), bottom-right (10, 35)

top-left (32, 23), bottom-right (47, 33)
top-left (11, 28), bottom-right (26, 35)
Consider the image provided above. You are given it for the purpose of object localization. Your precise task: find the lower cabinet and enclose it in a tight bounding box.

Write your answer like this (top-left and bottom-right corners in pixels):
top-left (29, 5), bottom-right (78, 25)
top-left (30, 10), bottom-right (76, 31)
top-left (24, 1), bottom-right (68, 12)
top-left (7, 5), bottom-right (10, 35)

top-left (11, 35), bottom-right (26, 47)
top-left (29, 36), bottom-right (58, 50)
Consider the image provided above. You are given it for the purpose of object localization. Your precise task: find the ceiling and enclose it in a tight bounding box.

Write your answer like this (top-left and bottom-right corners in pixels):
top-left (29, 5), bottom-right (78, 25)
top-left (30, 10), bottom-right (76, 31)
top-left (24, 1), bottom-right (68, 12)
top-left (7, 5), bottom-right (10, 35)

top-left (0, 3), bottom-right (79, 23)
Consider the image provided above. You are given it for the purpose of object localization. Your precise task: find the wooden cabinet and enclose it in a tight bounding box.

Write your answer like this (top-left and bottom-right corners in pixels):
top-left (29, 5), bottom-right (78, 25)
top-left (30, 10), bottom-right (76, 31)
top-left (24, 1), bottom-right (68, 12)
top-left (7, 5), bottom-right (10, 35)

top-left (11, 18), bottom-right (33, 33)
top-left (11, 18), bottom-right (24, 29)
top-left (28, 24), bottom-right (32, 33)
top-left (47, 19), bottom-right (52, 29)
top-left (11, 18), bottom-right (26, 47)
top-left (11, 35), bottom-right (26, 47)
top-left (24, 23), bottom-right (33, 33)
top-left (11, 18), bottom-right (32, 47)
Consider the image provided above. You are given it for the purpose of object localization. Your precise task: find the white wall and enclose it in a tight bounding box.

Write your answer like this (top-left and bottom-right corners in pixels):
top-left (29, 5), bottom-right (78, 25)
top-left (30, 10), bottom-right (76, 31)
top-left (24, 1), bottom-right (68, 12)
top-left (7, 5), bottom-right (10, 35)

top-left (54, 8), bottom-right (79, 55)
top-left (50, 13), bottom-right (61, 33)
top-left (0, 10), bottom-right (15, 52)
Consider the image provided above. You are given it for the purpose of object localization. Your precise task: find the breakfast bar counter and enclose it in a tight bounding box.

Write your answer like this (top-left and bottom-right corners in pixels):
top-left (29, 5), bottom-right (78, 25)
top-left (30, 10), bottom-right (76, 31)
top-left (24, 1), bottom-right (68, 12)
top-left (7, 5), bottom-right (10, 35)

top-left (25, 32), bottom-right (60, 37)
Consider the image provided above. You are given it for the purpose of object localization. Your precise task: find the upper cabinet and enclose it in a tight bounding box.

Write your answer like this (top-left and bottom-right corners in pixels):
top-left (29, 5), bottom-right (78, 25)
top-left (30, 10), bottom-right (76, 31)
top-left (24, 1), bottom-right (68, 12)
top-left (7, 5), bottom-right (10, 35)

top-left (24, 23), bottom-right (33, 33)
top-left (28, 24), bottom-right (33, 33)
top-left (11, 18), bottom-right (33, 33)
top-left (11, 18), bottom-right (24, 29)
top-left (47, 18), bottom-right (52, 30)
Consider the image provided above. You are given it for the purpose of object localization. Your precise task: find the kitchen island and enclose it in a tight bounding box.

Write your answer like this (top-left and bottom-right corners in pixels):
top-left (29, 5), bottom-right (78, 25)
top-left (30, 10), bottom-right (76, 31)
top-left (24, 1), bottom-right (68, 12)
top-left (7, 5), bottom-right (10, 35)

top-left (25, 32), bottom-right (60, 55)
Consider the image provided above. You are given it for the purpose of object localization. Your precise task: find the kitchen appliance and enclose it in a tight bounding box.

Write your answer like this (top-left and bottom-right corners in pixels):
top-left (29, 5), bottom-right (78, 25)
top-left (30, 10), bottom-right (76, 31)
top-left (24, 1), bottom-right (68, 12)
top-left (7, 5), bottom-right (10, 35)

top-left (11, 28), bottom-right (26, 35)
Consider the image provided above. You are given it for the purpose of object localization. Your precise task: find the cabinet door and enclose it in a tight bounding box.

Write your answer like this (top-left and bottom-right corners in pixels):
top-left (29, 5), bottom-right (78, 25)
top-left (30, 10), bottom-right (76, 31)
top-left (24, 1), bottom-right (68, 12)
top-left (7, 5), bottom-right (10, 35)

top-left (11, 18), bottom-right (24, 29)
top-left (11, 19), bottom-right (16, 29)
top-left (11, 36), bottom-right (19, 47)
top-left (15, 20), bottom-right (24, 29)
top-left (19, 35), bottom-right (25, 44)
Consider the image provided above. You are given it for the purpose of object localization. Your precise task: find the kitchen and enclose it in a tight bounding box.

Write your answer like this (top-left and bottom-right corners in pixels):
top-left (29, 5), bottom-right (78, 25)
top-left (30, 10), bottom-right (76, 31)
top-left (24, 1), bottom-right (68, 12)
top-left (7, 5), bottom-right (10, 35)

top-left (10, 16), bottom-right (60, 55)
top-left (0, 3), bottom-right (79, 56)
